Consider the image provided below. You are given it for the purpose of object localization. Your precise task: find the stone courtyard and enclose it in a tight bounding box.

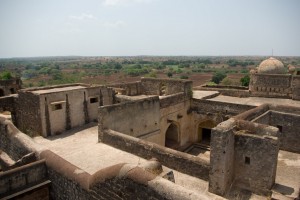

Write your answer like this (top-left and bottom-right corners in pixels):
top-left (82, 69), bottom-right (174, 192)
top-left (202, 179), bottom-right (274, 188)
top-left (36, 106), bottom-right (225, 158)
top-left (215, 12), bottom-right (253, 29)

top-left (33, 120), bottom-right (300, 200)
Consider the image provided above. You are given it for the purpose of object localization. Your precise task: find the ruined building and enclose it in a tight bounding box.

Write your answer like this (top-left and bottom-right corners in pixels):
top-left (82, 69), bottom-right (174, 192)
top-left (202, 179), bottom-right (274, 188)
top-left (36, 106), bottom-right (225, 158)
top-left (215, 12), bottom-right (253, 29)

top-left (0, 57), bottom-right (299, 200)
top-left (0, 77), bottom-right (22, 97)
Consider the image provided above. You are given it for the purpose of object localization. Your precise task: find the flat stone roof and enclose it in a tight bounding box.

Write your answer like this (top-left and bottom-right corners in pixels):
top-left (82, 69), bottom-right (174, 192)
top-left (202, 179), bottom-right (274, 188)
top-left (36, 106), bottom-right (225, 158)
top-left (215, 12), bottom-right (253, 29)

top-left (209, 95), bottom-right (300, 107)
top-left (31, 85), bottom-right (87, 95)
top-left (33, 123), bottom-right (145, 174)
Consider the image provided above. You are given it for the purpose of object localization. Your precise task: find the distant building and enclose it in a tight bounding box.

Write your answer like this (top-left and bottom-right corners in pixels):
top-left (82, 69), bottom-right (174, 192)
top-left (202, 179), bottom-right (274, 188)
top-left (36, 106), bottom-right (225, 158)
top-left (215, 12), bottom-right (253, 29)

top-left (249, 57), bottom-right (300, 100)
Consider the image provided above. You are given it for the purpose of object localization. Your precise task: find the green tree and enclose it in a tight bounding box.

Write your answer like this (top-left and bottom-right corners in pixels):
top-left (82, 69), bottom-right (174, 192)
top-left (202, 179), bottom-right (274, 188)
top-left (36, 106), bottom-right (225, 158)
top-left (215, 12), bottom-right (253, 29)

top-left (167, 72), bottom-right (173, 78)
top-left (212, 71), bottom-right (226, 84)
top-left (240, 75), bottom-right (250, 86)
top-left (1, 71), bottom-right (13, 80)
top-left (220, 77), bottom-right (233, 86)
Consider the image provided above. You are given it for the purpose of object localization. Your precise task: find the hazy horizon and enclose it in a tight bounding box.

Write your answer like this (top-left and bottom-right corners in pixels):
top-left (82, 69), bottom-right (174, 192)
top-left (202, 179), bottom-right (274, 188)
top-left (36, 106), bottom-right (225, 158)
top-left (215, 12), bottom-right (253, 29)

top-left (1, 0), bottom-right (300, 58)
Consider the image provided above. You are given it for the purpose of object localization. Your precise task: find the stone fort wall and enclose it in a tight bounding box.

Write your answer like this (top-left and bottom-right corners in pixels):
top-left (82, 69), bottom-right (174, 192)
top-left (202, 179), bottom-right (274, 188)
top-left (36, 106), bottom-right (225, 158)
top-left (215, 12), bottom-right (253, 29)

top-left (108, 78), bottom-right (193, 97)
top-left (0, 114), bottom-right (207, 200)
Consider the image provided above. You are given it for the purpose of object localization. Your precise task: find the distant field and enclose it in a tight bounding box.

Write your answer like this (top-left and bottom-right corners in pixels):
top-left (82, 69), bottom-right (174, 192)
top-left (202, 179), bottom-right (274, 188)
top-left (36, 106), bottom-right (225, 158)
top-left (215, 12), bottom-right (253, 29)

top-left (6, 55), bottom-right (298, 88)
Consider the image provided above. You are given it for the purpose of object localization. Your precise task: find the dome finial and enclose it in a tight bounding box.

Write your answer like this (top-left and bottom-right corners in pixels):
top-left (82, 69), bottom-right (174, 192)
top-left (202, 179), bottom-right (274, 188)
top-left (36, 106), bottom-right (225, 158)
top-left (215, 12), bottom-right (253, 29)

top-left (272, 48), bottom-right (273, 57)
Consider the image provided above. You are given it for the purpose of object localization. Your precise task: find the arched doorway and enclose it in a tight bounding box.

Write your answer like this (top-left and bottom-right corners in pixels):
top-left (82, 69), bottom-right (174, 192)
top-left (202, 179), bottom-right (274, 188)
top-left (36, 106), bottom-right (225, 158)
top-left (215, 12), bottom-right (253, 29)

top-left (0, 89), bottom-right (4, 97)
top-left (197, 120), bottom-right (217, 145)
top-left (165, 123), bottom-right (180, 149)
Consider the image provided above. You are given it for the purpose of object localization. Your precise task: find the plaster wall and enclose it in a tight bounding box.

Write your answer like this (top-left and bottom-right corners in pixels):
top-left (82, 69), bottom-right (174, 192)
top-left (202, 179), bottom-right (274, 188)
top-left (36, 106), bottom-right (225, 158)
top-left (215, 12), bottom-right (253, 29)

top-left (86, 88), bottom-right (100, 122)
top-left (99, 97), bottom-right (161, 141)
top-left (38, 86), bottom-right (113, 137)
top-left (160, 100), bottom-right (192, 146)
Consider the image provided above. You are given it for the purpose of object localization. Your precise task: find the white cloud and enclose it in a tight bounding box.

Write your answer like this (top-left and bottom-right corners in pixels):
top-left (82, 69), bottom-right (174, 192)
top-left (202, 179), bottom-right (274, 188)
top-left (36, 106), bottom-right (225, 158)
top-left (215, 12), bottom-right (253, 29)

top-left (103, 0), bottom-right (154, 6)
top-left (69, 13), bottom-right (97, 20)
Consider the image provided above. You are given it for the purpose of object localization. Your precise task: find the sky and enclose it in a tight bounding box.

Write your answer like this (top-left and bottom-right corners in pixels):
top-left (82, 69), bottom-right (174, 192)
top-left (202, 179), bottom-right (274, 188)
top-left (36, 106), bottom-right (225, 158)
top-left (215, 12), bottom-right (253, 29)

top-left (0, 0), bottom-right (299, 58)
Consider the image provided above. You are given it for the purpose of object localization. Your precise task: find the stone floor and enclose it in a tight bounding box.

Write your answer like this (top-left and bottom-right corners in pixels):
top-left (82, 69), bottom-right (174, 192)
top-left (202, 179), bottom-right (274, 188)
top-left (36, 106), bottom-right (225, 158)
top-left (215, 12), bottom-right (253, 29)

top-left (273, 150), bottom-right (300, 199)
top-left (34, 123), bottom-right (147, 174)
top-left (207, 94), bottom-right (300, 107)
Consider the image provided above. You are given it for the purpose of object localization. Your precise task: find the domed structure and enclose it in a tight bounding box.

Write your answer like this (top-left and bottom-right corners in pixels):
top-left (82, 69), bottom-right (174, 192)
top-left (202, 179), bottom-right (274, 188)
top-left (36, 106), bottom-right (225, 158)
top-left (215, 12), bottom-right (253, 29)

top-left (257, 57), bottom-right (286, 74)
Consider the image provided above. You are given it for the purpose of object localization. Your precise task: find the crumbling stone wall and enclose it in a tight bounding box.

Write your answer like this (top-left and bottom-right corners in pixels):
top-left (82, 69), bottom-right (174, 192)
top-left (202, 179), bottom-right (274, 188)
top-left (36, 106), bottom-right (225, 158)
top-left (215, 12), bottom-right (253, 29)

top-left (140, 78), bottom-right (192, 96)
top-left (108, 82), bottom-right (142, 96)
top-left (0, 78), bottom-right (22, 96)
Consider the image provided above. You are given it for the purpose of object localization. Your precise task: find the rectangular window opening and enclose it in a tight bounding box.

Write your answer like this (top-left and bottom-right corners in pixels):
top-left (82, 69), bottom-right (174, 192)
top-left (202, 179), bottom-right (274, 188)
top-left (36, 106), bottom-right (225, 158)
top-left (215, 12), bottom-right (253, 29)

top-left (90, 97), bottom-right (99, 104)
top-left (245, 156), bottom-right (250, 165)
top-left (277, 125), bottom-right (283, 132)
top-left (52, 104), bottom-right (62, 111)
